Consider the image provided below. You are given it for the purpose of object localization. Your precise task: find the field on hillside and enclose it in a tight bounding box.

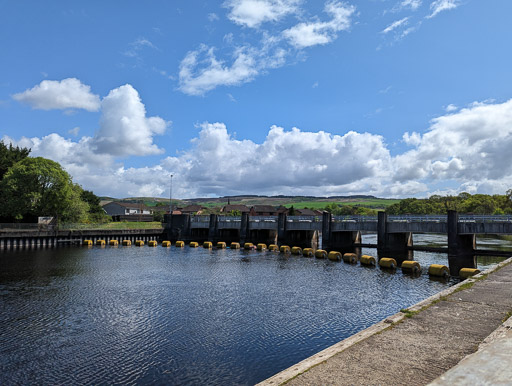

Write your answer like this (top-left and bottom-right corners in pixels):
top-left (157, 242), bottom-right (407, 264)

top-left (107, 196), bottom-right (400, 211)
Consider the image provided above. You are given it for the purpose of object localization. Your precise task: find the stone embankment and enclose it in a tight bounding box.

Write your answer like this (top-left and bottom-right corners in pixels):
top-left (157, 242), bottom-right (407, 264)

top-left (258, 257), bottom-right (512, 386)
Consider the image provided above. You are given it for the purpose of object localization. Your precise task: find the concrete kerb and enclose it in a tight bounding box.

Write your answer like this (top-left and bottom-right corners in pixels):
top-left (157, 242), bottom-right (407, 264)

top-left (257, 256), bottom-right (512, 386)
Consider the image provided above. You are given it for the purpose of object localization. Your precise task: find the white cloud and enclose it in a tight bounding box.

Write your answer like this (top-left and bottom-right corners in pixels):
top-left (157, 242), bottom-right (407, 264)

top-left (400, 0), bottom-right (422, 11)
top-left (382, 17), bottom-right (409, 34)
top-left (6, 99), bottom-right (512, 199)
top-left (68, 127), bottom-right (80, 136)
top-left (402, 131), bottom-right (421, 146)
top-left (445, 103), bottom-right (457, 112)
top-left (92, 84), bottom-right (168, 156)
top-left (427, 0), bottom-right (459, 18)
top-left (394, 99), bottom-right (512, 188)
top-left (208, 13), bottom-right (220, 22)
top-left (178, 46), bottom-right (260, 96)
top-left (224, 0), bottom-right (301, 28)
top-left (283, 1), bottom-right (355, 48)
top-left (12, 78), bottom-right (100, 111)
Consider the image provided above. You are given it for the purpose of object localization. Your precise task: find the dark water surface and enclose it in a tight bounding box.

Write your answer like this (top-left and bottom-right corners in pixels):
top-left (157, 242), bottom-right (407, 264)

top-left (0, 243), bottom-right (505, 385)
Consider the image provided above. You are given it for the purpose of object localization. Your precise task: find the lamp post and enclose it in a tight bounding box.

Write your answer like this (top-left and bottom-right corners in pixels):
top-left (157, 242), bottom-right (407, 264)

top-left (170, 174), bottom-right (173, 214)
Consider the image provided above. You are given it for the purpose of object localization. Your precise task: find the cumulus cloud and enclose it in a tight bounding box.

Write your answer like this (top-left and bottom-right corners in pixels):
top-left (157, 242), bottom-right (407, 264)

top-left (225, 0), bottom-right (301, 28)
top-left (427, 0), bottom-right (459, 18)
top-left (394, 99), bottom-right (512, 188)
top-left (5, 99), bottom-right (512, 198)
top-left (12, 78), bottom-right (100, 111)
top-left (92, 84), bottom-right (168, 156)
top-left (283, 1), bottom-right (355, 48)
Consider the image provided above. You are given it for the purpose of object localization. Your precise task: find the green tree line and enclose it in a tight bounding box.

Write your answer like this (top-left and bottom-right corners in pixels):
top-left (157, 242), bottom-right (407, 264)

top-left (0, 141), bottom-right (108, 223)
top-left (385, 192), bottom-right (512, 215)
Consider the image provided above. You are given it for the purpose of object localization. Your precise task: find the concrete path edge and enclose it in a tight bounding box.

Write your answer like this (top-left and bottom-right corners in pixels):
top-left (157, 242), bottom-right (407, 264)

top-left (257, 257), bottom-right (512, 386)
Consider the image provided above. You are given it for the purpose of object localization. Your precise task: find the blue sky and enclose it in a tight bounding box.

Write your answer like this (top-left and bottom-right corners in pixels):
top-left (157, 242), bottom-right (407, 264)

top-left (1, 0), bottom-right (512, 199)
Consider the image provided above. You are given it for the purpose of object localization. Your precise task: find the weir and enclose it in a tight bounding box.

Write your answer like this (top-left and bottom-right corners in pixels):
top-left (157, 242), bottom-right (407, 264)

top-left (163, 212), bottom-right (512, 272)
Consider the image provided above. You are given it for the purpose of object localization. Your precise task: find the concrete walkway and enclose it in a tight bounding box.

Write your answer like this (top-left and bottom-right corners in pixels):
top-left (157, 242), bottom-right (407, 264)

top-left (258, 257), bottom-right (512, 386)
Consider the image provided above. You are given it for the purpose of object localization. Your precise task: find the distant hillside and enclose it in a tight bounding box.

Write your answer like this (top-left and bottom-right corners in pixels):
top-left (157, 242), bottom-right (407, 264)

top-left (101, 195), bottom-right (399, 210)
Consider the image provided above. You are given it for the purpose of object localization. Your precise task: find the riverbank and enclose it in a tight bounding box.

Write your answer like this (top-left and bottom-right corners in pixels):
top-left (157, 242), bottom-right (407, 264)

top-left (258, 256), bottom-right (512, 386)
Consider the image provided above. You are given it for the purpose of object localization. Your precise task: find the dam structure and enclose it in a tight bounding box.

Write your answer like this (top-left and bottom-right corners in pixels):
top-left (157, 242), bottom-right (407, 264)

top-left (165, 211), bottom-right (512, 273)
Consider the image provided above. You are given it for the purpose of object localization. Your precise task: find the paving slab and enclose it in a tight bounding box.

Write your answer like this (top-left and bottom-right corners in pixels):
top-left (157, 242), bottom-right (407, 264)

top-left (258, 257), bottom-right (512, 386)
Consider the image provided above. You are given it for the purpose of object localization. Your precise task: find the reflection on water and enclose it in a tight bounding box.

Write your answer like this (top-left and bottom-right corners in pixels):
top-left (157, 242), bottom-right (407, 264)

top-left (0, 244), bottom-right (507, 385)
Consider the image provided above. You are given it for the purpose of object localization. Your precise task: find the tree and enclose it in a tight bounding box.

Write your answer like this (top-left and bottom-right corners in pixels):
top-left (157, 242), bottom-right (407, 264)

top-left (81, 189), bottom-right (109, 222)
top-left (0, 141), bottom-right (30, 180)
top-left (0, 157), bottom-right (88, 222)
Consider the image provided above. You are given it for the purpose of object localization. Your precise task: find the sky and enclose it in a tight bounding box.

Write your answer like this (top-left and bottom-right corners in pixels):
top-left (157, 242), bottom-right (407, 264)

top-left (1, 0), bottom-right (512, 199)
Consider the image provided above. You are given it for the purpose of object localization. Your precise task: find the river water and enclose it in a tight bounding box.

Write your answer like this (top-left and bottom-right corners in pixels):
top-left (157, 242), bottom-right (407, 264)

top-left (0, 236), bottom-right (509, 385)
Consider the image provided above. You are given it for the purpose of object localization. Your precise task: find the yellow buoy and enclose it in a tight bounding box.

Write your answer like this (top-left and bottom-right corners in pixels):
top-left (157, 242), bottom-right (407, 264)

top-left (109, 240), bottom-right (119, 246)
top-left (203, 241), bottom-right (213, 249)
top-left (257, 243), bottom-right (267, 251)
top-left (328, 251), bottom-right (342, 261)
top-left (315, 249), bottom-right (327, 259)
top-left (148, 240), bottom-right (157, 247)
top-left (428, 264), bottom-right (450, 278)
top-left (162, 241), bottom-right (171, 247)
top-left (303, 248), bottom-right (314, 257)
top-left (175, 240), bottom-right (185, 247)
top-left (244, 242), bottom-right (254, 250)
top-left (360, 255), bottom-right (376, 266)
top-left (268, 244), bottom-right (279, 251)
top-left (343, 253), bottom-right (357, 264)
top-left (401, 260), bottom-right (421, 274)
top-left (280, 245), bottom-right (291, 254)
top-left (216, 242), bottom-right (226, 249)
top-left (122, 240), bottom-right (132, 246)
top-left (459, 267), bottom-right (480, 279)
top-left (188, 241), bottom-right (198, 248)
top-left (135, 240), bottom-right (144, 247)
top-left (379, 257), bottom-right (397, 269)
top-left (291, 246), bottom-right (302, 255)
top-left (83, 240), bottom-right (93, 246)
top-left (230, 242), bottom-right (240, 249)
top-left (96, 240), bottom-right (105, 246)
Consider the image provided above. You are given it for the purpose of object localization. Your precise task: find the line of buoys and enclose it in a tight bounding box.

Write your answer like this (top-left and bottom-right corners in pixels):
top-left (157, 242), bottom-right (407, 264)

top-left (162, 241), bottom-right (171, 247)
top-left (203, 241), bottom-right (213, 249)
top-left (291, 246), bottom-right (302, 255)
top-left (379, 257), bottom-right (397, 269)
top-left (83, 240), bottom-right (93, 246)
top-left (148, 240), bottom-right (157, 247)
top-left (176, 241), bottom-right (185, 247)
top-left (328, 251), bottom-right (342, 261)
top-left (109, 240), bottom-right (119, 246)
top-left (303, 248), bottom-right (314, 257)
top-left (360, 255), bottom-right (376, 266)
top-left (343, 253), bottom-right (357, 264)
top-left (122, 240), bottom-right (132, 246)
top-left (428, 264), bottom-right (449, 278)
top-left (315, 249), bottom-right (327, 259)
top-left (268, 244), bottom-right (279, 251)
top-left (280, 245), bottom-right (291, 254)
top-left (230, 242), bottom-right (240, 249)
top-left (401, 260), bottom-right (421, 274)
top-left (459, 267), bottom-right (480, 279)
top-left (257, 243), bottom-right (267, 251)
top-left (135, 240), bottom-right (144, 247)
top-left (217, 242), bottom-right (226, 249)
